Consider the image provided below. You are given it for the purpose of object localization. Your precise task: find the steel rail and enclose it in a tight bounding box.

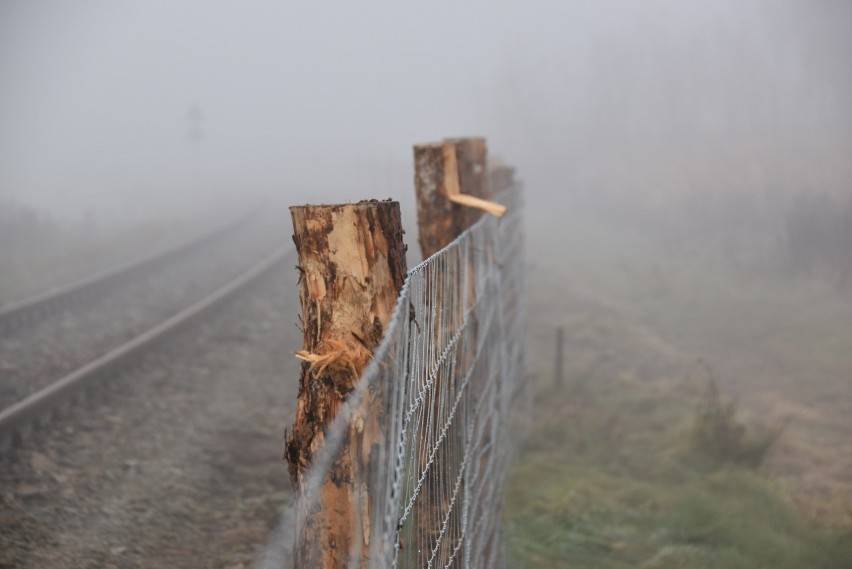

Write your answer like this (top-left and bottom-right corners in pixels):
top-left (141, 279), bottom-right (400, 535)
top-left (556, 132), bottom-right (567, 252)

top-left (0, 244), bottom-right (291, 452)
top-left (0, 207), bottom-right (260, 333)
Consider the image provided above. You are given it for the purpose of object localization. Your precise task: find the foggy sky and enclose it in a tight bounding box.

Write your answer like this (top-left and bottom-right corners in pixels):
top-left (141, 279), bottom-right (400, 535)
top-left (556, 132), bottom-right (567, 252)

top-left (1, 1), bottom-right (850, 221)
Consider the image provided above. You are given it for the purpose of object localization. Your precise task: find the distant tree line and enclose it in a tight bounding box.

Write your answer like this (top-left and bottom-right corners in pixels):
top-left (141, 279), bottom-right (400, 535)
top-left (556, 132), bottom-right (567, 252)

top-left (657, 189), bottom-right (852, 289)
top-left (784, 193), bottom-right (852, 287)
top-left (581, 184), bottom-right (852, 291)
top-left (0, 198), bottom-right (59, 261)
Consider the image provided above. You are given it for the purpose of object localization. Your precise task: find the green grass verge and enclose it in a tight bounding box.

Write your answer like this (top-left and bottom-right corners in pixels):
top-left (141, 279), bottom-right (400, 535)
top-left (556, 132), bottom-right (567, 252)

top-left (506, 371), bottom-right (852, 568)
top-left (506, 251), bottom-right (852, 567)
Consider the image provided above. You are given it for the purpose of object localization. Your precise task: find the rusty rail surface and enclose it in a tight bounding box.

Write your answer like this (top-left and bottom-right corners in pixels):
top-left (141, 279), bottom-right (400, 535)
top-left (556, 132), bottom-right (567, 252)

top-left (0, 208), bottom-right (260, 333)
top-left (0, 245), bottom-right (291, 453)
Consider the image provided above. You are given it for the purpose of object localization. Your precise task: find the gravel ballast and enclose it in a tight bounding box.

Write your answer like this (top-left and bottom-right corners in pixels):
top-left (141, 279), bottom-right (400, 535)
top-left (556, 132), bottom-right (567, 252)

top-left (0, 258), bottom-right (301, 569)
top-left (0, 215), bottom-right (287, 410)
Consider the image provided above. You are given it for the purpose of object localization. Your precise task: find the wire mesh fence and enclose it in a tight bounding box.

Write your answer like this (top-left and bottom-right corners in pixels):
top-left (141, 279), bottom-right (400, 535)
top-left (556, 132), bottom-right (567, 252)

top-left (290, 181), bottom-right (525, 568)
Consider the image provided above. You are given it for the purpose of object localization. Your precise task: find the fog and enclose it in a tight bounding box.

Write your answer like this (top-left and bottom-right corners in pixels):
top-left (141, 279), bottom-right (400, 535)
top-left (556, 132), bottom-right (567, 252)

top-left (3, 0), bottom-right (849, 227)
top-left (3, 3), bottom-right (852, 565)
top-left (2, 0), bottom-right (518, 221)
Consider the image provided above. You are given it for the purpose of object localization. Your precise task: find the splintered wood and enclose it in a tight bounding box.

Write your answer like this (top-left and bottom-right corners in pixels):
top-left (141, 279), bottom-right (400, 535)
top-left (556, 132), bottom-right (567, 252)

top-left (285, 200), bottom-right (407, 569)
top-left (414, 137), bottom-right (505, 258)
top-left (441, 143), bottom-right (507, 217)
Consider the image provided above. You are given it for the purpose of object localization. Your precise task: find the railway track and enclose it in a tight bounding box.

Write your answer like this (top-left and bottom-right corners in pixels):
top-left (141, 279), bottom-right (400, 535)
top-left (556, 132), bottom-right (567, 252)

top-left (0, 207), bottom-right (290, 449)
top-left (0, 208), bottom-right (287, 410)
top-left (0, 206), bottom-right (294, 566)
top-left (0, 248), bottom-right (301, 568)
top-left (0, 208), bottom-right (258, 334)
top-left (0, 244), bottom-right (291, 453)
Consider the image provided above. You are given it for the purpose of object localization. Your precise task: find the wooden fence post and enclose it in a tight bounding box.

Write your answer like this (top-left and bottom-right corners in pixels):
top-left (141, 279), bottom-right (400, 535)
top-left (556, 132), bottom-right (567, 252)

top-left (411, 137), bottom-right (500, 565)
top-left (284, 200), bottom-right (408, 569)
top-left (488, 161), bottom-right (516, 196)
top-left (555, 326), bottom-right (565, 388)
top-left (414, 137), bottom-right (497, 258)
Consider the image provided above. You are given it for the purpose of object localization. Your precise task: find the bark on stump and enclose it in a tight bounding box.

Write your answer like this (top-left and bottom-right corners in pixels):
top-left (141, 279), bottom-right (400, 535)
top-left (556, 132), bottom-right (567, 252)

top-left (285, 200), bottom-right (407, 569)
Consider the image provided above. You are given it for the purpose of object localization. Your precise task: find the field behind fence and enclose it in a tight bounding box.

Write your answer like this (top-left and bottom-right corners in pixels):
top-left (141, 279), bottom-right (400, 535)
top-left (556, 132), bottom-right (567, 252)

top-left (280, 138), bottom-right (526, 568)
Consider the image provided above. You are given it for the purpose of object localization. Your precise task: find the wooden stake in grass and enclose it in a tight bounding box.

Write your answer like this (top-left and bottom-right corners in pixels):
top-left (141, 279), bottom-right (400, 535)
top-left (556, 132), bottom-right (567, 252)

top-left (285, 200), bottom-right (407, 569)
top-left (555, 326), bottom-right (565, 388)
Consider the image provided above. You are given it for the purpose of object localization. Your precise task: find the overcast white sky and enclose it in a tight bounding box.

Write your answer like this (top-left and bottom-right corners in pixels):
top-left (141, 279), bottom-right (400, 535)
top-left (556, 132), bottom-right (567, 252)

top-left (1, 1), bottom-right (850, 220)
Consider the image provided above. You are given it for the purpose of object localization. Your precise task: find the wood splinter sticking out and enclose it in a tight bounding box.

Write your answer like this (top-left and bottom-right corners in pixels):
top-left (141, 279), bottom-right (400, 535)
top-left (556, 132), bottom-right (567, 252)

top-left (414, 137), bottom-right (505, 259)
top-left (285, 200), bottom-right (407, 569)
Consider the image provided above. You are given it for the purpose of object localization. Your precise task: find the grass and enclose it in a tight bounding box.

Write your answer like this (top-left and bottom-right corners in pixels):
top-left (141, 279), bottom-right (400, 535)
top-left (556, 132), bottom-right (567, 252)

top-left (688, 370), bottom-right (782, 469)
top-left (506, 370), bottom-right (852, 568)
top-left (506, 218), bottom-right (852, 567)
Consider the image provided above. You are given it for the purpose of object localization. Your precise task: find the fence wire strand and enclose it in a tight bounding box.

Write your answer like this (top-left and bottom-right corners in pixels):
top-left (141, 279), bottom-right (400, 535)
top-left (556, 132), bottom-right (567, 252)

top-left (294, 183), bottom-right (525, 568)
